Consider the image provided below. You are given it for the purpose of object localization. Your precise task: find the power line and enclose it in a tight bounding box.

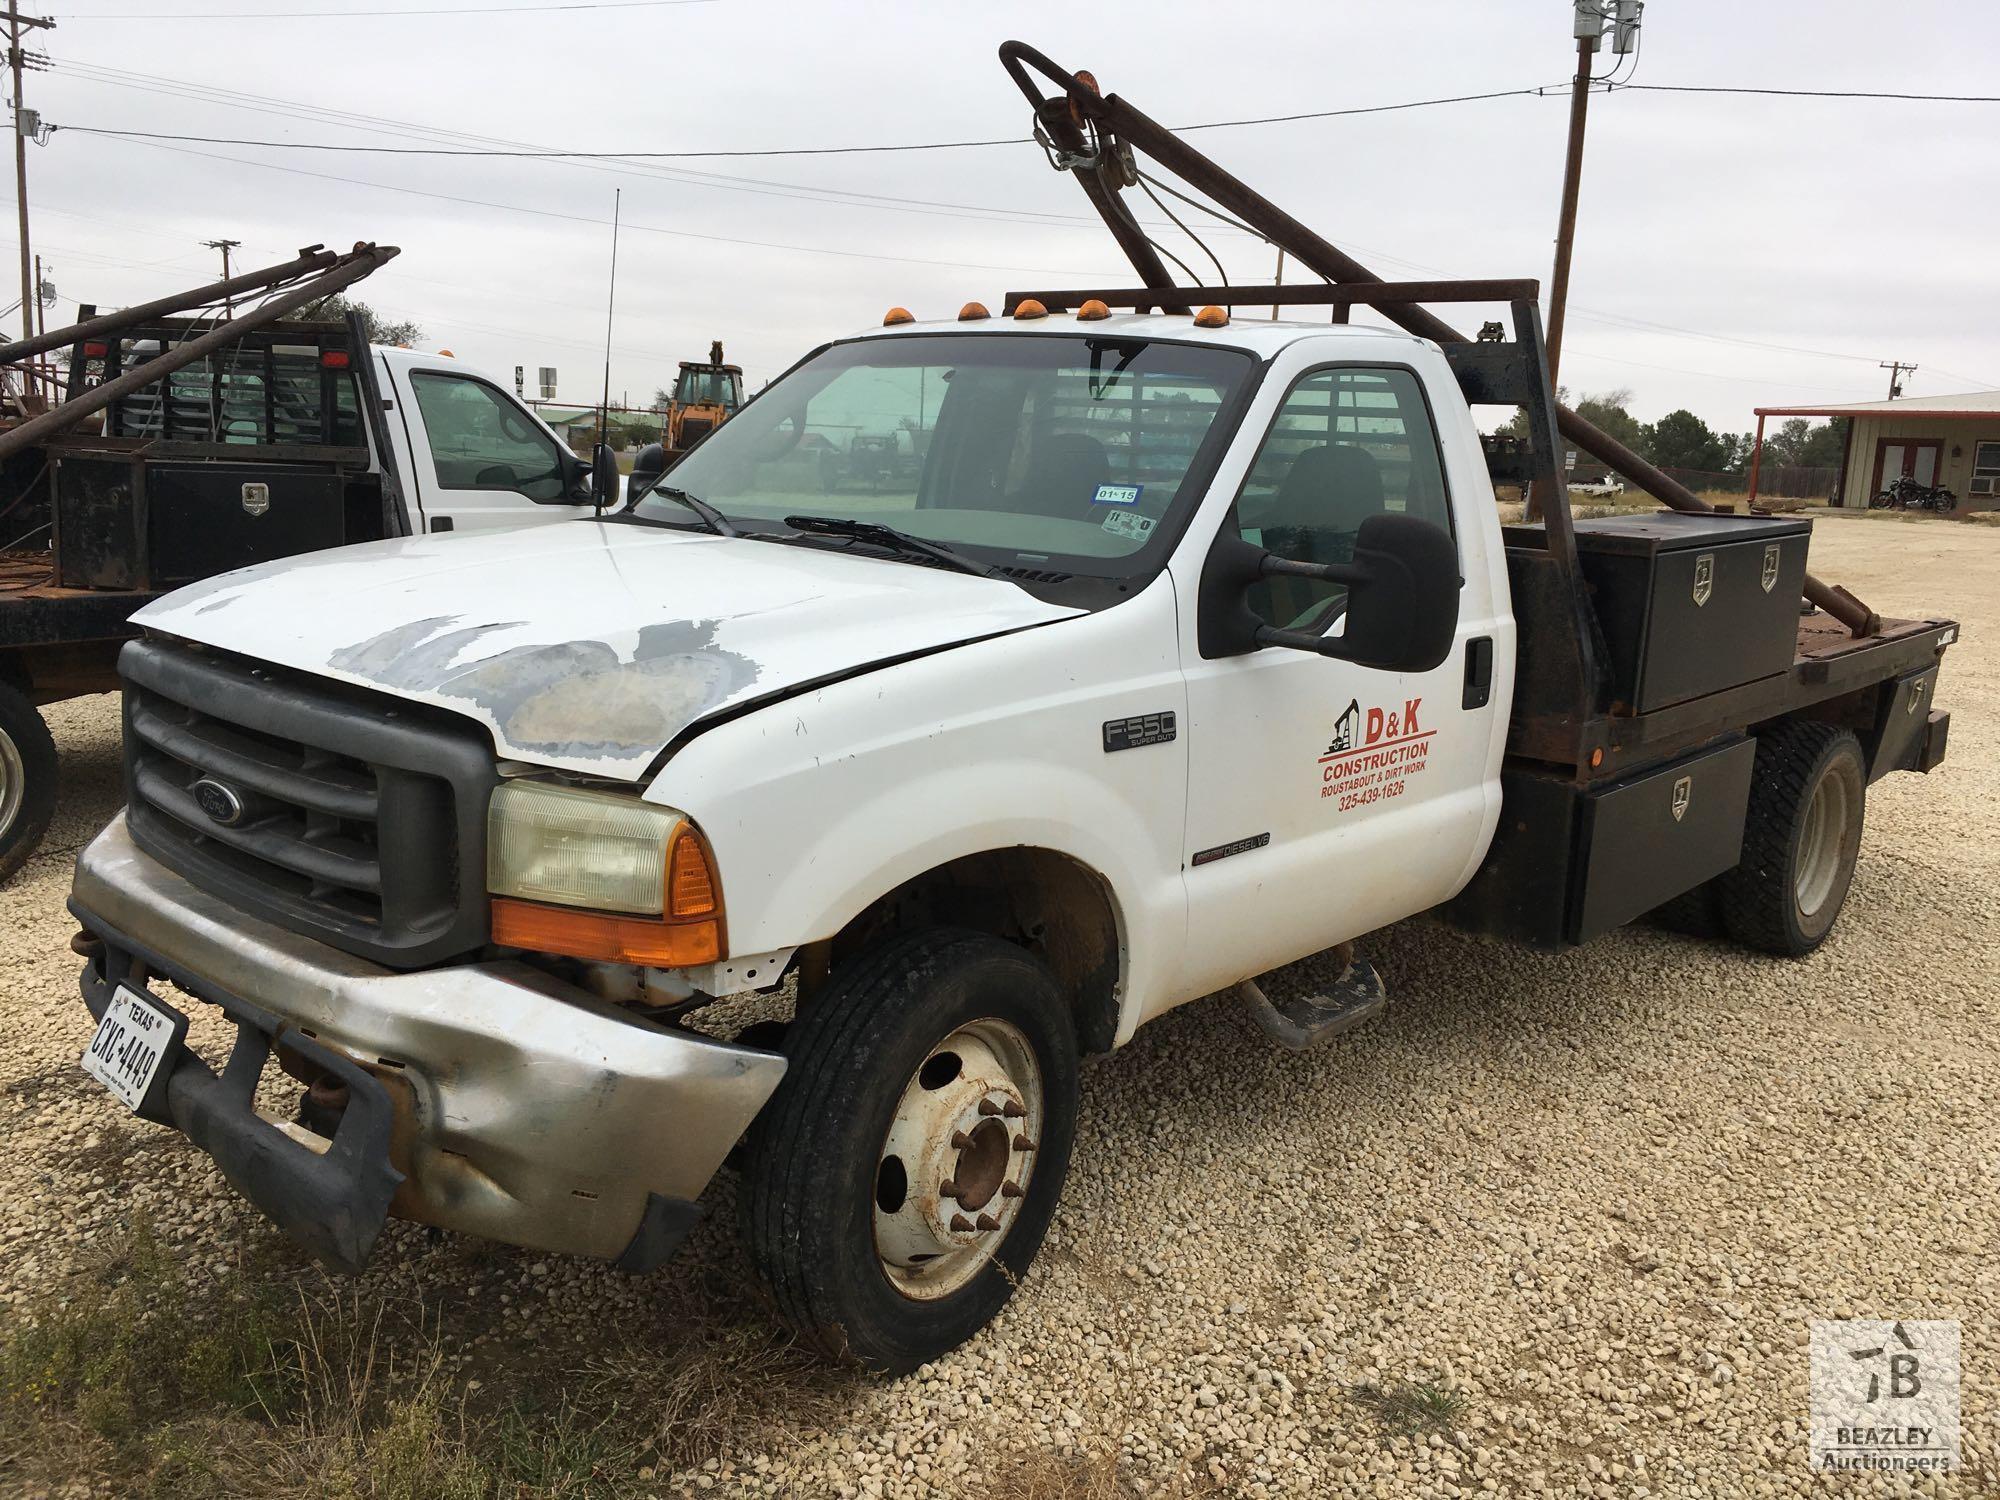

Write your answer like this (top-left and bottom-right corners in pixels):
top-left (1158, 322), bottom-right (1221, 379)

top-left (48, 61), bottom-right (1202, 233)
top-left (98, 134), bottom-right (1136, 280)
top-left (57, 0), bottom-right (716, 16)
top-left (53, 86), bottom-right (1558, 161)
top-left (1613, 82), bottom-right (2000, 103)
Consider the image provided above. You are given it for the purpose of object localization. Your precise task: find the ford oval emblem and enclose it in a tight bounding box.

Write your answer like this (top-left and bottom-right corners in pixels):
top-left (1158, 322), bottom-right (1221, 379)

top-left (190, 777), bottom-right (246, 827)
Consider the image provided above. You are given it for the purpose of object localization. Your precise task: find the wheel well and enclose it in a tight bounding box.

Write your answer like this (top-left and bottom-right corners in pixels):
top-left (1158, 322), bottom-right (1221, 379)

top-left (829, 849), bottom-right (1123, 1054)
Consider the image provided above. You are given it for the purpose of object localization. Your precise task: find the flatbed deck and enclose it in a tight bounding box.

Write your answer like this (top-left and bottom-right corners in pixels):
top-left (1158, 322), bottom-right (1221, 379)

top-left (1510, 609), bottom-right (1955, 778)
top-left (0, 550), bottom-right (157, 649)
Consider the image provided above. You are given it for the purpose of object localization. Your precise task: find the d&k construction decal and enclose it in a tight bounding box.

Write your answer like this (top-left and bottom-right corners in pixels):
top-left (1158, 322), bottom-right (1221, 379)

top-left (1320, 695), bottom-right (1433, 811)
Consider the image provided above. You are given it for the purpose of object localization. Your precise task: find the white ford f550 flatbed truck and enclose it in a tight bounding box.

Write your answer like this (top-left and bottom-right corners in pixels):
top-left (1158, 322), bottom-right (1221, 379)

top-left (66, 45), bottom-right (1957, 1372)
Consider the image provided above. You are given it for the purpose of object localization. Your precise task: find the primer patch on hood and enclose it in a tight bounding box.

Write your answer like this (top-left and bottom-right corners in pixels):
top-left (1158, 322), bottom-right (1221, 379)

top-left (329, 615), bottom-right (760, 764)
top-left (133, 521), bottom-right (1084, 778)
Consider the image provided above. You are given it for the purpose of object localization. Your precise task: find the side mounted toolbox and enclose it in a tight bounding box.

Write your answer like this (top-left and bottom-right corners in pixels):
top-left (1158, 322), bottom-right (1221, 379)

top-left (1448, 737), bottom-right (1757, 949)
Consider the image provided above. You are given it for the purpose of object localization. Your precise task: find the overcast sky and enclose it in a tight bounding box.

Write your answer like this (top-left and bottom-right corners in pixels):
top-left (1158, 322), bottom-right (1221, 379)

top-left (15, 0), bottom-right (1998, 433)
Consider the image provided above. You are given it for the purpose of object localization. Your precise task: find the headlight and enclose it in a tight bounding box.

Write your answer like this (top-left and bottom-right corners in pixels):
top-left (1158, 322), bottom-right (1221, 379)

top-left (488, 780), bottom-right (678, 914)
top-left (487, 781), bottom-right (723, 966)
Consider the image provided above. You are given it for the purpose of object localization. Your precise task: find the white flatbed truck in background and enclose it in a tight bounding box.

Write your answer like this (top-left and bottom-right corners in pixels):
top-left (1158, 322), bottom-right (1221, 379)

top-left (65, 47), bottom-right (1955, 1373)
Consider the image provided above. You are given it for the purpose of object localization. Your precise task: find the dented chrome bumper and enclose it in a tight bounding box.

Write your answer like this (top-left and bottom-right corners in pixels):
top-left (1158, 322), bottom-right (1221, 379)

top-left (69, 814), bottom-right (785, 1271)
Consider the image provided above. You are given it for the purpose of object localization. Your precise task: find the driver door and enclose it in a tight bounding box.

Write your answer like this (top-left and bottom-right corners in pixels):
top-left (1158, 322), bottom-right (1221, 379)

top-left (1166, 358), bottom-right (1505, 1006)
top-left (393, 366), bottom-right (592, 532)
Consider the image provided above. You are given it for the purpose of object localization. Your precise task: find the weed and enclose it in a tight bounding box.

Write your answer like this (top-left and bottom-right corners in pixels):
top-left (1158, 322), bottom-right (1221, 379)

top-left (1350, 1377), bottom-right (1469, 1436)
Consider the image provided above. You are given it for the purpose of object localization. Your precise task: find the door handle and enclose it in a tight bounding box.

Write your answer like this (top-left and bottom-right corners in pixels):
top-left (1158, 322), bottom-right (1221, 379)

top-left (1462, 636), bottom-right (1494, 710)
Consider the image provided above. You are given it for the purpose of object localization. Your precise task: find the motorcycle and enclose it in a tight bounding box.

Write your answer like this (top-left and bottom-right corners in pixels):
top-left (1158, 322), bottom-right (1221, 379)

top-left (1873, 475), bottom-right (1958, 512)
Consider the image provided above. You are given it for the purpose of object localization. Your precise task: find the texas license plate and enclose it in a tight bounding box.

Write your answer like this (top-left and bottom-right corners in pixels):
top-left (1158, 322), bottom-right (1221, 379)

top-left (81, 984), bottom-right (179, 1111)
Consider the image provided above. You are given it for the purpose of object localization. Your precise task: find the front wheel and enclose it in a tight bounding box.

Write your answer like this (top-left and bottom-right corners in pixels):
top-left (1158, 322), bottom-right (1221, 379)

top-left (741, 928), bottom-right (1078, 1373)
top-left (0, 680), bottom-right (57, 886)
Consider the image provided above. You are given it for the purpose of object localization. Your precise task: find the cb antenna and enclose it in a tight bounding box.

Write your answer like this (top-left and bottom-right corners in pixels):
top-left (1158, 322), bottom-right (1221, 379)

top-left (596, 187), bottom-right (622, 517)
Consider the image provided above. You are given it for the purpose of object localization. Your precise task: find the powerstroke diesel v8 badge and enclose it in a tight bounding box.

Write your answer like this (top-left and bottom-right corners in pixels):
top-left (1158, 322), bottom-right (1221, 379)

top-left (1320, 696), bottom-right (1433, 809)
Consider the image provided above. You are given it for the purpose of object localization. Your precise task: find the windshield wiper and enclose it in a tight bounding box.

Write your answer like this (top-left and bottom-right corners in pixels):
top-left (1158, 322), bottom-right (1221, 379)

top-left (654, 485), bottom-right (739, 537)
top-left (782, 514), bottom-right (995, 577)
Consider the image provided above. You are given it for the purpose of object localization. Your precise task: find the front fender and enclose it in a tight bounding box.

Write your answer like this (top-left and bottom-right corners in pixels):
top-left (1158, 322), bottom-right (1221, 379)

top-left (645, 582), bottom-right (1188, 1042)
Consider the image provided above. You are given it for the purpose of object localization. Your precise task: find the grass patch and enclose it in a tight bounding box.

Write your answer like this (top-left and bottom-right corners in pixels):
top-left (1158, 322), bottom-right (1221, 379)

top-left (1349, 1378), bottom-right (1469, 1437)
top-left (0, 1217), bottom-right (844, 1498)
top-left (991, 1444), bottom-right (1222, 1499)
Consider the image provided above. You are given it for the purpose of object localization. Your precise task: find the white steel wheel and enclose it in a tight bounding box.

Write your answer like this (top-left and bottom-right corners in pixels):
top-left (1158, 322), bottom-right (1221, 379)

top-left (0, 721), bottom-right (23, 843)
top-left (0, 682), bottom-right (56, 886)
top-left (874, 1018), bottom-right (1043, 1300)
top-left (1794, 765), bottom-right (1852, 919)
top-left (742, 927), bottom-right (1080, 1373)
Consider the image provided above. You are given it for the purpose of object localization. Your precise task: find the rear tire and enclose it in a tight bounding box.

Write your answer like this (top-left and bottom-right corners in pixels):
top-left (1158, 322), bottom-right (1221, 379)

top-left (0, 681), bottom-right (56, 886)
top-left (1717, 722), bottom-right (1865, 956)
top-left (742, 928), bottom-right (1078, 1374)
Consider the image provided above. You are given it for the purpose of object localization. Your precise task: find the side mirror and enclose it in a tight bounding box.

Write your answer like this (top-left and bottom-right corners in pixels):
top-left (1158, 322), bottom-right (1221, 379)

top-left (1198, 512), bottom-right (1461, 672)
top-left (590, 442), bottom-right (620, 508)
top-left (627, 441), bottom-right (669, 504)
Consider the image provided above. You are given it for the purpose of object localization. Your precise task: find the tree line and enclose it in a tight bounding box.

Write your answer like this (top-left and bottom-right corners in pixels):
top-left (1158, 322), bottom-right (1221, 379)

top-left (1503, 387), bottom-right (1845, 478)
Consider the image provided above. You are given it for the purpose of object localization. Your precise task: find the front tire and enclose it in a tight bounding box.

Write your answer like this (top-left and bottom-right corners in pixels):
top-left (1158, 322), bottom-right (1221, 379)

top-left (0, 681), bottom-right (56, 886)
top-left (1718, 722), bottom-right (1865, 956)
top-left (742, 928), bottom-right (1079, 1374)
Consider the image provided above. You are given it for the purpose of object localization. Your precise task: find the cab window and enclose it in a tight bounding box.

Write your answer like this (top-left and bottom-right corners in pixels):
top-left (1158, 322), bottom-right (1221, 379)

top-left (409, 372), bottom-right (568, 501)
top-left (1236, 366), bottom-right (1452, 630)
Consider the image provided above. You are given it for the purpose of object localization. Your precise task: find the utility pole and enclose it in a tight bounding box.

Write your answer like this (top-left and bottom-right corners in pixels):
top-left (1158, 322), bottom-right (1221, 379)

top-left (6, 1), bottom-right (53, 344)
top-left (1879, 360), bottom-right (1916, 400)
top-left (1544, 0), bottom-right (1642, 387)
top-left (202, 239), bottom-right (241, 314)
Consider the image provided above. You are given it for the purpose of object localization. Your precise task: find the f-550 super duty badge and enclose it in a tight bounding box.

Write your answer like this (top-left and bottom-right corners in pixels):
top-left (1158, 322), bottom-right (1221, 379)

top-left (1103, 711), bottom-right (1177, 752)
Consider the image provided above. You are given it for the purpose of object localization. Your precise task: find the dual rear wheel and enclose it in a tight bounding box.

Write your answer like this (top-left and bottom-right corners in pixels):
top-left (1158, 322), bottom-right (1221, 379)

top-left (1661, 720), bottom-right (1867, 956)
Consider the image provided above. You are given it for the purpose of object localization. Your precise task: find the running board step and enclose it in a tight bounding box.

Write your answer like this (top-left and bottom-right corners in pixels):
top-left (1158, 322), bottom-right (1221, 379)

top-left (1239, 956), bottom-right (1386, 1051)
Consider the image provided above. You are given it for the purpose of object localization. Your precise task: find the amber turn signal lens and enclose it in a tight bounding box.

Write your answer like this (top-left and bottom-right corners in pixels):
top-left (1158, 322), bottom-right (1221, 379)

top-left (1193, 305), bottom-right (1229, 328)
top-left (1076, 299), bottom-right (1111, 321)
top-left (491, 898), bottom-right (721, 967)
top-left (958, 301), bottom-right (990, 321)
top-left (1012, 298), bottom-right (1048, 320)
top-left (668, 825), bottom-right (718, 918)
top-left (882, 306), bottom-right (915, 326)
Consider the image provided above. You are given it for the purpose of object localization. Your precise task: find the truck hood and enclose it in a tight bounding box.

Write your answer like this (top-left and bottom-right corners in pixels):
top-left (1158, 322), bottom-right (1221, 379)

top-left (133, 521), bottom-right (1081, 778)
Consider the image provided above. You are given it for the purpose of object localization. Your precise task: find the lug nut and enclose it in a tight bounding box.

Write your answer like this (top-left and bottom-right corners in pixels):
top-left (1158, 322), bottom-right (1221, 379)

top-left (1000, 1181), bottom-right (1024, 1199)
top-left (976, 1213), bottom-right (1001, 1232)
top-left (940, 1179), bottom-right (961, 1199)
top-left (977, 1098), bottom-right (1003, 1116)
top-left (951, 1130), bottom-right (972, 1149)
top-left (950, 1213), bottom-right (974, 1232)
top-left (1002, 1099), bottom-right (1026, 1118)
top-left (1013, 1134), bottom-right (1036, 1152)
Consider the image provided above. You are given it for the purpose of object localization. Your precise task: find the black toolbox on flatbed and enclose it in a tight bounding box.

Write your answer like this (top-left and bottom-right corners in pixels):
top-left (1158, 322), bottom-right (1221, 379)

top-left (1506, 512), bottom-right (1811, 713)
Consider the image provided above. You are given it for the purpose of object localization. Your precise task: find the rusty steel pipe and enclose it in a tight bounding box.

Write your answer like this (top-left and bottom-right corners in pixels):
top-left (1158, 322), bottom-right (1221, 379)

top-left (996, 42), bottom-right (1879, 639)
top-left (0, 245), bottom-right (341, 368)
top-left (0, 243), bottom-right (399, 465)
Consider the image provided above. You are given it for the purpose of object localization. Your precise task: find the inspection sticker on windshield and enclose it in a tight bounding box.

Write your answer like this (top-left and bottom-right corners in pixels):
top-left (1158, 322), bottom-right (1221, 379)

top-left (1100, 509), bottom-right (1155, 543)
top-left (1090, 482), bottom-right (1143, 507)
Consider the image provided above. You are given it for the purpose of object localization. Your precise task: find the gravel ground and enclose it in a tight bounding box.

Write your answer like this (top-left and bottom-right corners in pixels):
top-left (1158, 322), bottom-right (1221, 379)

top-left (3, 515), bottom-right (1996, 1497)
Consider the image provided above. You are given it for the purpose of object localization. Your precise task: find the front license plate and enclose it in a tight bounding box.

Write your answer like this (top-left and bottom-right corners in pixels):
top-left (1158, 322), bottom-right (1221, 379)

top-left (81, 984), bottom-right (179, 1111)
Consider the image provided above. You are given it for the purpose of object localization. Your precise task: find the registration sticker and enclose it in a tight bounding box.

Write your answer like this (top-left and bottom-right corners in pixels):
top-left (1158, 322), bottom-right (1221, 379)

top-left (1090, 482), bottom-right (1143, 507)
top-left (1100, 509), bottom-right (1155, 543)
top-left (82, 984), bottom-right (180, 1112)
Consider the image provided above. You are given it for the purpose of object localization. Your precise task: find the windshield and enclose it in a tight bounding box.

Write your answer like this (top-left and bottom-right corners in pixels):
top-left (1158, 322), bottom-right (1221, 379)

top-left (635, 334), bottom-right (1254, 574)
top-left (675, 367), bottom-right (740, 408)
